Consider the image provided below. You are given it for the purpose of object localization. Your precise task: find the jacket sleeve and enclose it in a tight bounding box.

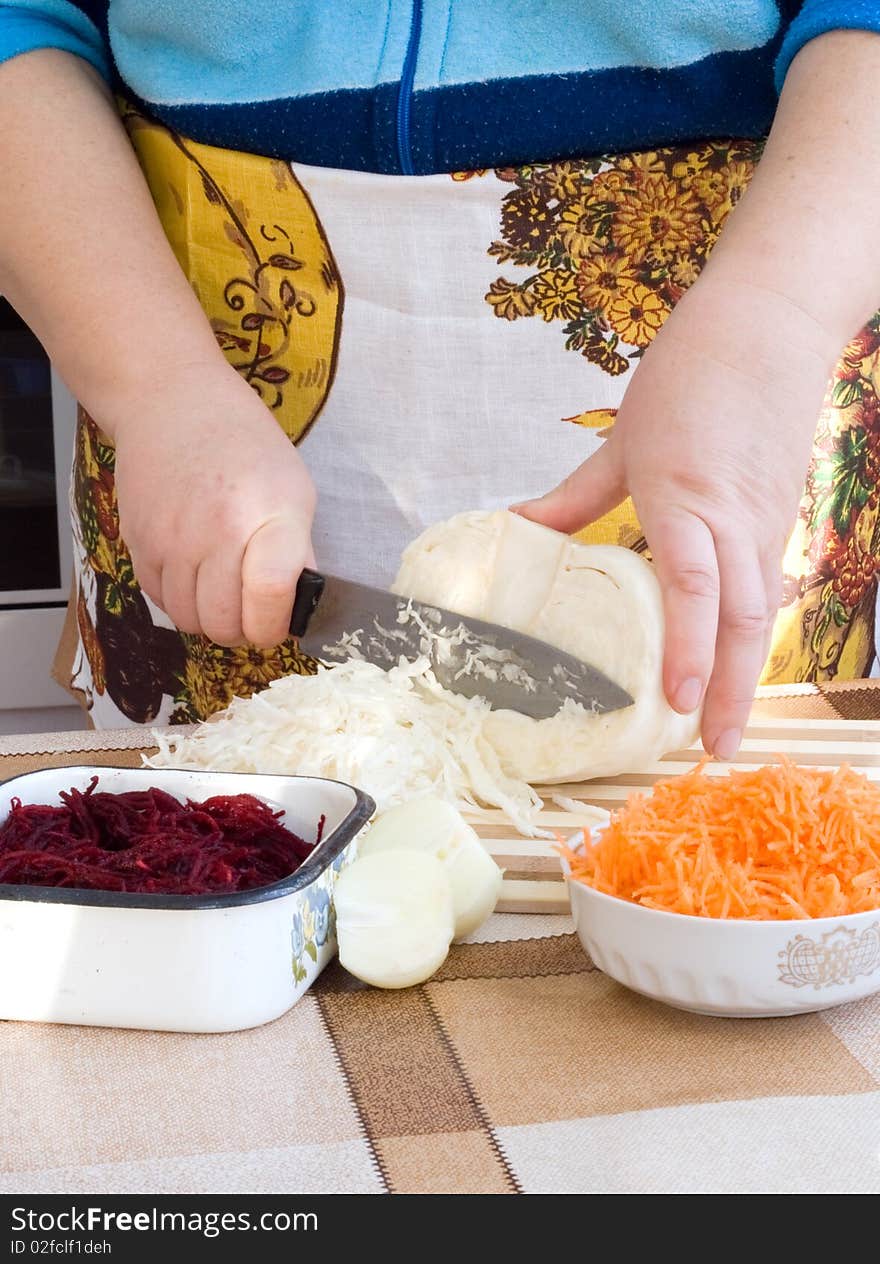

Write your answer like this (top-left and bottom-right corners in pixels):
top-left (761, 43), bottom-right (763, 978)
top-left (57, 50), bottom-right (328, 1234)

top-left (776, 0), bottom-right (880, 88)
top-left (0, 0), bottom-right (110, 78)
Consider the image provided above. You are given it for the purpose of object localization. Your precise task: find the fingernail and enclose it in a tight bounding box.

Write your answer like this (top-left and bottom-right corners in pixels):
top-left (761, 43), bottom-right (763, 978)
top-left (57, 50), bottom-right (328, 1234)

top-left (673, 677), bottom-right (703, 713)
top-left (713, 728), bottom-right (741, 761)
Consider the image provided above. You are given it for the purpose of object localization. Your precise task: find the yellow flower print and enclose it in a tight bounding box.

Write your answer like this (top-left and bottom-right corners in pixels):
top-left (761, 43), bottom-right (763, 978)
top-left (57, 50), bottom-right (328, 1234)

top-left (542, 161), bottom-right (586, 201)
top-left (225, 644), bottom-right (301, 695)
top-left (701, 227), bottom-right (721, 262)
top-left (671, 149), bottom-right (710, 181)
top-left (726, 158), bottom-right (753, 197)
top-left (618, 151), bottom-right (667, 176)
top-left (690, 168), bottom-right (727, 209)
top-left (532, 270), bottom-right (581, 322)
top-left (670, 256), bottom-right (701, 288)
top-left (485, 277), bottom-right (536, 320)
top-left (607, 283), bottom-right (668, 345)
top-left (181, 637), bottom-right (314, 719)
top-left (612, 174), bottom-right (702, 264)
top-left (587, 340), bottom-right (630, 375)
top-left (691, 159), bottom-right (753, 222)
top-left (557, 198), bottom-right (601, 260)
top-left (588, 169), bottom-right (637, 206)
top-left (181, 642), bottom-right (229, 719)
top-left (576, 253), bottom-right (639, 312)
top-left (565, 407), bottom-right (618, 434)
top-left (709, 158), bottom-right (753, 222)
top-left (485, 141), bottom-right (764, 382)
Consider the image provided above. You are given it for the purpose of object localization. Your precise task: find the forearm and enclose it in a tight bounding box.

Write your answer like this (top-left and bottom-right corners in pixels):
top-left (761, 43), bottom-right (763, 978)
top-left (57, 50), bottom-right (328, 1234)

top-left (0, 48), bottom-right (224, 437)
top-left (702, 28), bottom-right (880, 359)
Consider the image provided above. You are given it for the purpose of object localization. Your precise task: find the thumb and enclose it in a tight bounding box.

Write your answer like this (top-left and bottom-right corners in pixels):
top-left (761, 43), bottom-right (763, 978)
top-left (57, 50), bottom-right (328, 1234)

top-left (511, 439), bottom-right (627, 534)
top-left (241, 514), bottom-right (315, 648)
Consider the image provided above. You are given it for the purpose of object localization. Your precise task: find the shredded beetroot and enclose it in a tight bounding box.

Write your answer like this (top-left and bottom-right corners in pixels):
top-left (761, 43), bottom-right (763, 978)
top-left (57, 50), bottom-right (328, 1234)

top-left (0, 777), bottom-right (325, 895)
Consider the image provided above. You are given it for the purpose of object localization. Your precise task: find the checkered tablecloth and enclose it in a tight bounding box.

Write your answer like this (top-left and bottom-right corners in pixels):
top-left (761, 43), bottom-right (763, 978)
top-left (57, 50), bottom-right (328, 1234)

top-left (2, 684), bottom-right (880, 1194)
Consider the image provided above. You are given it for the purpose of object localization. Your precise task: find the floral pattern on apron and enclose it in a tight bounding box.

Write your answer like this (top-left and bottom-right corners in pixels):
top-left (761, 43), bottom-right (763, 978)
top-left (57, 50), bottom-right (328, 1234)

top-left (473, 147), bottom-right (880, 685)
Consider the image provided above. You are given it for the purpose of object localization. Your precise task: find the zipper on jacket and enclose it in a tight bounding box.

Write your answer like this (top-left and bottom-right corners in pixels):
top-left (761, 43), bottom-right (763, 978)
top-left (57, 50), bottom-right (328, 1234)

top-left (396, 0), bottom-right (423, 175)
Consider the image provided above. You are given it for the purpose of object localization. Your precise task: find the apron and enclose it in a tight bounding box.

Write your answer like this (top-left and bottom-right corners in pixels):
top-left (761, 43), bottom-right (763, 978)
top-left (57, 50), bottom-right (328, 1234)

top-left (58, 105), bottom-right (880, 727)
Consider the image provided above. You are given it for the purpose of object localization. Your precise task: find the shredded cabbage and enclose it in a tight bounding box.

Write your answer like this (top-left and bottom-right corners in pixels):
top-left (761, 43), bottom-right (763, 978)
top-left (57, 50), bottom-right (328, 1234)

top-left (147, 657), bottom-right (555, 837)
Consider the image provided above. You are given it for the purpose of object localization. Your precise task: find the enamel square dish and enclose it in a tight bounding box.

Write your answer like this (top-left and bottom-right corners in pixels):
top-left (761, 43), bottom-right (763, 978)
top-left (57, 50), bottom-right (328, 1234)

top-left (562, 827), bottom-right (880, 1018)
top-left (0, 766), bottom-right (373, 1033)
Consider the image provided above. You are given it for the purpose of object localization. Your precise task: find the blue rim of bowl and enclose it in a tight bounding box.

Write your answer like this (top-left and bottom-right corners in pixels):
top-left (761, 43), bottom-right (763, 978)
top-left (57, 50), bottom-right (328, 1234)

top-left (0, 766), bottom-right (375, 911)
top-left (562, 822), bottom-right (880, 931)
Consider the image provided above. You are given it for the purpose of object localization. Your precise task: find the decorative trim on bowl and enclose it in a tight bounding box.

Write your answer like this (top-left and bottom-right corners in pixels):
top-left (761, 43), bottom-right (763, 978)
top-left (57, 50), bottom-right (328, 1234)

top-left (778, 923), bottom-right (880, 990)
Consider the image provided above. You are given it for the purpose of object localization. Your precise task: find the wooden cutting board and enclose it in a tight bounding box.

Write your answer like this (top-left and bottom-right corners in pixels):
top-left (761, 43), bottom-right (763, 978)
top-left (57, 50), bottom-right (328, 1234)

top-left (475, 711), bottom-right (880, 915)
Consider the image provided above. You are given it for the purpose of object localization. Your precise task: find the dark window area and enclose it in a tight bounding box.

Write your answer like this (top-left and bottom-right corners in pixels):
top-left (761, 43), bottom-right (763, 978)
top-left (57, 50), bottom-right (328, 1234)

top-left (0, 297), bottom-right (61, 592)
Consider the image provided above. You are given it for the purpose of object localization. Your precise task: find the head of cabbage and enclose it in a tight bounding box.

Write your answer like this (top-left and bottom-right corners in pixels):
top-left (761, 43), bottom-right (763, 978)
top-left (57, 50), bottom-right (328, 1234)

top-left (392, 509), bottom-right (700, 783)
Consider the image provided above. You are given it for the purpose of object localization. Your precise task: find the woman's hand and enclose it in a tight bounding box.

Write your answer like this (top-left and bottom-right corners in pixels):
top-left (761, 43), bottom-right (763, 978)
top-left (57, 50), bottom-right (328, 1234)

top-left (112, 360), bottom-right (316, 648)
top-left (0, 52), bottom-right (315, 647)
top-left (518, 28), bottom-right (880, 759)
top-left (515, 278), bottom-right (832, 758)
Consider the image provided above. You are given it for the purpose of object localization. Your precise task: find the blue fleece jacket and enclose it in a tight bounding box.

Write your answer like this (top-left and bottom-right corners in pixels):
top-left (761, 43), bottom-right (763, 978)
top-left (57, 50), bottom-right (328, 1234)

top-left (1, 2), bottom-right (878, 173)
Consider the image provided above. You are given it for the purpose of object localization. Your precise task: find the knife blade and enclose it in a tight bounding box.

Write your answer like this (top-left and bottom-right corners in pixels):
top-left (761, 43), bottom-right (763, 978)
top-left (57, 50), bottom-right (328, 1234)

top-left (290, 569), bottom-right (633, 721)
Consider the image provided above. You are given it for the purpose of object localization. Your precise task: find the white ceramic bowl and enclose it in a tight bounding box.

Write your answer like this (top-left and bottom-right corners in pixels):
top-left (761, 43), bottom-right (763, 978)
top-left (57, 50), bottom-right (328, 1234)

top-left (0, 766), bottom-right (373, 1032)
top-left (562, 829), bottom-right (880, 1017)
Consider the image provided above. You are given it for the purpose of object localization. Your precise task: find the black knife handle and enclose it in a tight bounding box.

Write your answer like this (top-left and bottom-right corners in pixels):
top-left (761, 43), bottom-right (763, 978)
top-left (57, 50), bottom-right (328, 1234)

top-left (289, 568), bottom-right (326, 638)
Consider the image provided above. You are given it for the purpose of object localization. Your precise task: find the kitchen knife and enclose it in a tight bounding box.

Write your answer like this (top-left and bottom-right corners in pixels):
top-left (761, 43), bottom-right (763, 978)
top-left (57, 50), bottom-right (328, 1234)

top-left (289, 569), bottom-right (633, 721)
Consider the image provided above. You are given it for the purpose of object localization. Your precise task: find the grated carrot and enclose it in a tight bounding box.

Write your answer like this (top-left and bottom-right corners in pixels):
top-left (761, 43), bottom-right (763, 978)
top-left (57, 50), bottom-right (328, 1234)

top-left (561, 757), bottom-right (880, 920)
